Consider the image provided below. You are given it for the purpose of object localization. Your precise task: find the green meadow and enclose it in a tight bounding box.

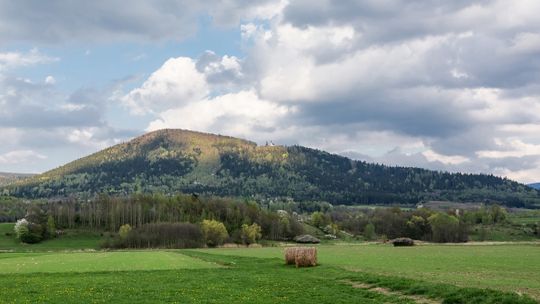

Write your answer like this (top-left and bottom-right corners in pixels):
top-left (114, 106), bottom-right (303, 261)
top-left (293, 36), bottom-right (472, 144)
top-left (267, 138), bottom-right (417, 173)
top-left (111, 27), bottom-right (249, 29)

top-left (0, 245), bottom-right (538, 303)
top-left (1, 223), bottom-right (539, 303)
top-left (0, 223), bottom-right (102, 251)
top-left (205, 244), bottom-right (540, 298)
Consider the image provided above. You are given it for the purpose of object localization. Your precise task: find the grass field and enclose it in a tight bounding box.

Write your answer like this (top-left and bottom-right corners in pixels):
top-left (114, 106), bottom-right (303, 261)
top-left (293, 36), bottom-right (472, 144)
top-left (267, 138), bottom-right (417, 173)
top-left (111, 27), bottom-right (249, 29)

top-left (0, 251), bottom-right (218, 273)
top-left (203, 244), bottom-right (540, 298)
top-left (1, 221), bottom-right (539, 303)
top-left (0, 244), bottom-right (538, 303)
top-left (0, 223), bottom-right (103, 251)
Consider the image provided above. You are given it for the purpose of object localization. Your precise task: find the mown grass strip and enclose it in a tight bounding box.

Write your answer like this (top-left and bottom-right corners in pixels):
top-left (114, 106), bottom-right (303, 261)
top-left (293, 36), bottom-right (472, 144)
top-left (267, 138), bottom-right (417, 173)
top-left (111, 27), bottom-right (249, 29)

top-left (341, 270), bottom-right (537, 304)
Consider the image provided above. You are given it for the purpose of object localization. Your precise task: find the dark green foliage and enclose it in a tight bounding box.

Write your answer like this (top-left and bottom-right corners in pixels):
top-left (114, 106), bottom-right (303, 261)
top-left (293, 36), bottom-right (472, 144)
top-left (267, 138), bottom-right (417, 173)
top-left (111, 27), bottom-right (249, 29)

top-left (326, 206), bottom-right (472, 242)
top-left (19, 222), bottom-right (44, 244)
top-left (14, 206), bottom-right (51, 244)
top-left (105, 223), bottom-right (204, 249)
top-left (4, 129), bottom-right (539, 208)
top-left (0, 196), bottom-right (27, 222)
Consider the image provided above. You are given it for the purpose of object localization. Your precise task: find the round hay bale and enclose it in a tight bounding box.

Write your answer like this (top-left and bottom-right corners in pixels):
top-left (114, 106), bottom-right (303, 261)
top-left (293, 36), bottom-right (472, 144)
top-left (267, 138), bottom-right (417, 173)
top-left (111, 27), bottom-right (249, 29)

top-left (294, 247), bottom-right (317, 267)
top-left (284, 247), bottom-right (298, 265)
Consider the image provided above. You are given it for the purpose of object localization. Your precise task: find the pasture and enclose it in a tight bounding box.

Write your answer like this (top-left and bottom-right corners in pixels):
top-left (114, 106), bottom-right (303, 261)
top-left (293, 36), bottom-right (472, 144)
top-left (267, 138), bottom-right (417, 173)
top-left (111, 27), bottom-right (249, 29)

top-left (0, 243), bottom-right (538, 303)
top-left (205, 244), bottom-right (540, 298)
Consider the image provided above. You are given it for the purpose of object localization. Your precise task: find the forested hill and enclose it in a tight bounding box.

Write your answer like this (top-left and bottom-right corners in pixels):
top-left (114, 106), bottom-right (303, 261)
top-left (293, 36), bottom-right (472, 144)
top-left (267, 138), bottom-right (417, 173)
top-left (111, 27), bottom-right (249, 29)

top-left (0, 172), bottom-right (34, 186)
top-left (4, 129), bottom-right (540, 208)
top-left (528, 183), bottom-right (540, 190)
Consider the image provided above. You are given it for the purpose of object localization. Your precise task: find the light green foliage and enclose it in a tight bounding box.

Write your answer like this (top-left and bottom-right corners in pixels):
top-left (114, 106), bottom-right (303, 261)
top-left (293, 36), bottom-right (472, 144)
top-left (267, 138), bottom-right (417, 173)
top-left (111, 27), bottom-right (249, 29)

top-left (428, 213), bottom-right (460, 242)
top-left (490, 205), bottom-right (507, 223)
top-left (363, 223), bottom-right (376, 240)
top-left (278, 216), bottom-right (291, 236)
top-left (323, 223), bottom-right (339, 235)
top-left (406, 215), bottom-right (424, 235)
top-left (201, 219), bottom-right (228, 247)
top-left (240, 223), bottom-right (262, 245)
top-left (118, 224), bottom-right (132, 240)
top-left (311, 211), bottom-right (329, 228)
top-left (47, 216), bottom-right (56, 238)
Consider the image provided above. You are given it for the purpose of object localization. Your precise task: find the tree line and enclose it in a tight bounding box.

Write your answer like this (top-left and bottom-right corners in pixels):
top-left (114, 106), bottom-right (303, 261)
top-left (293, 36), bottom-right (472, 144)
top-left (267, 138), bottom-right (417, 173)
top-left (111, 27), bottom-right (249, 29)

top-left (6, 193), bottom-right (537, 247)
top-left (314, 204), bottom-right (512, 243)
top-left (9, 193), bottom-right (304, 245)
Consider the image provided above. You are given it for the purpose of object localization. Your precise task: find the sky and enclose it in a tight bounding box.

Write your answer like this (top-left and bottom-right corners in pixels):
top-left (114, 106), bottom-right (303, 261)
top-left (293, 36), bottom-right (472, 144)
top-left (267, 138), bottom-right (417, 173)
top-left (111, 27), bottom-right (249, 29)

top-left (0, 0), bottom-right (540, 184)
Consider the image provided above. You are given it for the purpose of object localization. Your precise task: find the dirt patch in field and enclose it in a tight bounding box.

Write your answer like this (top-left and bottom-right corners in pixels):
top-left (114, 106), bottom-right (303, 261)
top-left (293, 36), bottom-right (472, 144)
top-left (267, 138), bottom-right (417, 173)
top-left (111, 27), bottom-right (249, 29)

top-left (344, 280), bottom-right (441, 304)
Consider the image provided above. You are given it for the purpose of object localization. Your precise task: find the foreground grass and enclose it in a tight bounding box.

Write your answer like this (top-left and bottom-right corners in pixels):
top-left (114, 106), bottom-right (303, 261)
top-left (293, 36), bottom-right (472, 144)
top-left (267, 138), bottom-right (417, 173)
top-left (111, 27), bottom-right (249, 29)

top-left (0, 250), bottom-right (535, 304)
top-left (202, 244), bottom-right (540, 299)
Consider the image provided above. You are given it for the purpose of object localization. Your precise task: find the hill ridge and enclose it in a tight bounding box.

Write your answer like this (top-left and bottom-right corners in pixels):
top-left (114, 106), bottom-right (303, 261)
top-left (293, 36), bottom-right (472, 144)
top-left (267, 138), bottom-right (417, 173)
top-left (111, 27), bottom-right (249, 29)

top-left (528, 183), bottom-right (540, 190)
top-left (5, 129), bottom-right (540, 208)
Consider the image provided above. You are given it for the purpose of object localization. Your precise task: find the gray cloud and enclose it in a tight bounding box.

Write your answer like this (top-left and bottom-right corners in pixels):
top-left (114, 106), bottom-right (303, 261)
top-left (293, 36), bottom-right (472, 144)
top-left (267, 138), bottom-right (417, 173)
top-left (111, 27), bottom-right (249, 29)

top-left (0, 0), bottom-right (276, 44)
top-left (196, 51), bottom-right (247, 90)
top-left (2, 0), bottom-right (540, 183)
top-left (0, 76), bottom-right (106, 128)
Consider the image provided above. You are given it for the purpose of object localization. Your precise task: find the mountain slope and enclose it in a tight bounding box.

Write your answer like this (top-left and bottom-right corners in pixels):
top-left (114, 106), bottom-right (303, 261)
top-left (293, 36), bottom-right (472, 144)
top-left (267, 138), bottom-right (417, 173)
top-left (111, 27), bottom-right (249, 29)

top-left (6, 129), bottom-right (540, 207)
top-left (0, 172), bottom-right (35, 186)
top-left (529, 183), bottom-right (540, 190)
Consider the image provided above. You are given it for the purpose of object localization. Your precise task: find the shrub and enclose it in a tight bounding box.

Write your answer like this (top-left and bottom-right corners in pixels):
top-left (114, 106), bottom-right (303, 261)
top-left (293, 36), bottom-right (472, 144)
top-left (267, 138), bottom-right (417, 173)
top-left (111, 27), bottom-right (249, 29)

top-left (240, 223), bottom-right (262, 245)
top-left (363, 223), bottom-right (376, 241)
top-left (428, 213), bottom-right (464, 242)
top-left (118, 224), bottom-right (132, 240)
top-left (201, 219), bottom-right (228, 247)
top-left (21, 222), bottom-right (45, 244)
top-left (25, 206), bottom-right (47, 227)
top-left (14, 219), bottom-right (29, 239)
top-left (311, 212), bottom-right (329, 228)
top-left (14, 218), bottom-right (44, 244)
